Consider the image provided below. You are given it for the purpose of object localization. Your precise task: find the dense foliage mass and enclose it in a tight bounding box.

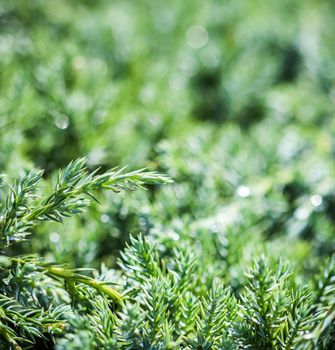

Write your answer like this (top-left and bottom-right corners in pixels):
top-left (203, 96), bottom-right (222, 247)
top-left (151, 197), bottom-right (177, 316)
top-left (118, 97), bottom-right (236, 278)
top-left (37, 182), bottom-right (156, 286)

top-left (1, 0), bottom-right (335, 348)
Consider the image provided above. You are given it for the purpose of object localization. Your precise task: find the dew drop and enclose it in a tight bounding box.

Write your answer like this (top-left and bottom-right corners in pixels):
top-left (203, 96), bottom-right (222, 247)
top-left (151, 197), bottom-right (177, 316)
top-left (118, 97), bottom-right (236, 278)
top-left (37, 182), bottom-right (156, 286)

top-left (100, 214), bottom-right (110, 223)
top-left (49, 232), bottom-right (60, 243)
top-left (237, 185), bottom-right (250, 198)
top-left (310, 194), bottom-right (322, 207)
top-left (186, 25), bottom-right (209, 49)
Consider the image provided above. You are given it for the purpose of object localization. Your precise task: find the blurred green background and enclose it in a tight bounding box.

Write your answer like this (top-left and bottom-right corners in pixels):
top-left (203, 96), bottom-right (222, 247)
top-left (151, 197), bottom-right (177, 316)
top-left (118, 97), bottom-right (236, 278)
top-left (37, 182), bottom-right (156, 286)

top-left (1, 0), bottom-right (335, 282)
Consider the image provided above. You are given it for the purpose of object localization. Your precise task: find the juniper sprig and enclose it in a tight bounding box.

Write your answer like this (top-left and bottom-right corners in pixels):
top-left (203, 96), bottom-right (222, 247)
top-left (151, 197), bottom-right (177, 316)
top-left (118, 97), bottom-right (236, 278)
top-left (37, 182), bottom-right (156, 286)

top-left (0, 158), bottom-right (171, 349)
top-left (0, 157), bottom-right (171, 248)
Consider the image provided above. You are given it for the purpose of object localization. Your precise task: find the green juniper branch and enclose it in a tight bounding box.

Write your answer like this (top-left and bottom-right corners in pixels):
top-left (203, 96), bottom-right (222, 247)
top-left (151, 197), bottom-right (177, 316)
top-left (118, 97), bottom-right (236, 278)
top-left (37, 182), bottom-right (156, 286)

top-left (0, 159), bottom-right (171, 349)
top-left (0, 157), bottom-right (171, 248)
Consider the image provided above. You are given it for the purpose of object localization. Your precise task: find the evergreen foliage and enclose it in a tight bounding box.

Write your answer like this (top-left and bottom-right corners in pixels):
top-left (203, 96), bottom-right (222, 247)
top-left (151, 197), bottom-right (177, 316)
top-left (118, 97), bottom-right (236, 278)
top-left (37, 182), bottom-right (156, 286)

top-left (1, 0), bottom-right (335, 349)
top-left (0, 160), bottom-right (170, 349)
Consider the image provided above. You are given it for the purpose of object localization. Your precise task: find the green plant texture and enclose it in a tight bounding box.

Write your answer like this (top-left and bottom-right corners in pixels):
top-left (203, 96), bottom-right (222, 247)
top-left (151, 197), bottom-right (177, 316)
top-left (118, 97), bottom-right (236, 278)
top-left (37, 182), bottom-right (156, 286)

top-left (1, 0), bottom-right (335, 349)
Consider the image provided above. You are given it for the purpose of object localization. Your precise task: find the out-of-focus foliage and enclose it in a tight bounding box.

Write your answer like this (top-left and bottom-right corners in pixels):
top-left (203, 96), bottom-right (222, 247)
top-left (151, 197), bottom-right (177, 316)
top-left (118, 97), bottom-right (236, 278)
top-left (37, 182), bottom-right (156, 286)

top-left (1, 0), bottom-right (335, 348)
